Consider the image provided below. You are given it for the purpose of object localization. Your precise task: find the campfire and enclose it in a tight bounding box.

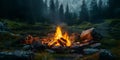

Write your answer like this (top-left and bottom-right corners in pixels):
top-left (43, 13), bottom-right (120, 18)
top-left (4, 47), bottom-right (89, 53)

top-left (23, 25), bottom-right (101, 53)
top-left (40, 26), bottom-right (97, 48)
top-left (48, 26), bottom-right (71, 47)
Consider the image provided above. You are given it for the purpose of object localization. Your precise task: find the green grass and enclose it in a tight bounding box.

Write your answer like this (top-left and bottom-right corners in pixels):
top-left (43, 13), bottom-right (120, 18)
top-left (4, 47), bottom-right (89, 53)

top-left (100, 38), bottom-right (120, 60)
top-left (4, 19), bottom-right (27, 29)
top-left (35, 52), bottom-right (54, 60)
top-left (35, 52), bottom-right (100, 60)
top-left (2, 19), bottom-right (52, 34)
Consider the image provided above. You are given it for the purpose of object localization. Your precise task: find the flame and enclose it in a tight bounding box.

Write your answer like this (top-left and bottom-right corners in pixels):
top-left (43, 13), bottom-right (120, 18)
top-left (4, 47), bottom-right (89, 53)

top-left (54, 26), bottom-right (63, 40)
top-left (48, 26), bottom-right (71, 47)
top-left (63, 32), bottom-right (71, 46)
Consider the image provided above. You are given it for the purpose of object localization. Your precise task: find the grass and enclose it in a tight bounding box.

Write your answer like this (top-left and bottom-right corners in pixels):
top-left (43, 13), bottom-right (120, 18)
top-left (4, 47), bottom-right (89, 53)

top-left (35, 52), bottom-right (100, 60)
top-left (110, 40), bottom-right (120, 60)
top-left (100, 38), bottom-right (120, 60)
top-left (35, 52), bottom-right (54, 60)
top-left (81, 53), bottom-right (99, 60)
top-left (4, 19), bottom-right (27, 29)
top-left (2, 19), bottom-right (52, 35)
top-left (111, 47), bottom-right (120, 59)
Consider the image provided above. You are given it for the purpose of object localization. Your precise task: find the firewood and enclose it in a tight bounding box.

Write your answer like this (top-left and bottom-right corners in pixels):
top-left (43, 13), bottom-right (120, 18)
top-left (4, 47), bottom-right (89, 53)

top-left (50, 41), bottom-right (58, 47)
top-left (58, 39), bottom-right (65, 47)
top-left (61, 38), bottom-right (67, 43)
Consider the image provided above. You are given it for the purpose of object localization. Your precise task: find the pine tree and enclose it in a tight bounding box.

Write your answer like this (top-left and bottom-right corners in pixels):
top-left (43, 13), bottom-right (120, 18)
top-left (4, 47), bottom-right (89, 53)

top-left (106, 0), bottom-right (119, 18)
top-left (32, 0), bottom-right (44, 22)
top-left (108, 0), bottom-right (120, 18)
top-left (55, 0), bottom-right (59, 11)
top-left (59, 4), bottom-right (64, 21)
top-left (98, 0), bottom-right (103, 19)
top-left (114, 0), bottom-right (120, 18)
top-left (89, 0), bottom-right (99, 23)
top-left (50, 0), bottom-right (55, 13)
top-left (71, 13), bottom-right (78, 25)
top-left (79, 0), bottom-right (89, 22)
top-left (42, 0), bottom-right (49, 16)
top-left (65, 4), bottom-right (70, 22)
top-left (49, 0), bottom-right (56, 20)
top-left (42, 0), bottom-right (50, 23)
top-left (25, 0), bottom-right (35, 24)
top-left (55, 0), bottom-right (60, 21)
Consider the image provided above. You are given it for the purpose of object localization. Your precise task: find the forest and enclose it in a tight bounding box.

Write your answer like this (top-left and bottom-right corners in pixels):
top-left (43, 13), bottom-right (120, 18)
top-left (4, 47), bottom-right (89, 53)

top-left (0, 0), bottom-right (119, 24)
top-left (0, 0), bottom-right (120, 60)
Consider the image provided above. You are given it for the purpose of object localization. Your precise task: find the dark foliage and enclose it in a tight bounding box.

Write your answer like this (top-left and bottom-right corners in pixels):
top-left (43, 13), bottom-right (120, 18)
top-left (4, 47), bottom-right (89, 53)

top-left (59, 4), bottom-right (64, 22)
top-left (109, 20), bottom-right (120, 40)
top-left (79, 0), bottom-right (89, 22)
top-left (106, 0), bottom-right (120, 18)
top-left (89, 0), bottom-right (100, 23)
top-left (0, 0), bottom-right (120, 24)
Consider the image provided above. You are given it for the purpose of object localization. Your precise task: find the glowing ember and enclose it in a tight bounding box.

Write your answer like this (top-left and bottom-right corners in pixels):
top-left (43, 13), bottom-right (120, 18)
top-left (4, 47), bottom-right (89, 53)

top-left (48, 26), bottom-right (71, 47)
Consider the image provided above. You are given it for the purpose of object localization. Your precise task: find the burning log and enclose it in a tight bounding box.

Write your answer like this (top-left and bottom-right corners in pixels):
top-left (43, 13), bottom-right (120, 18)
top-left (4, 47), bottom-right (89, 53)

top-left (49, 38), bottom-right (67, 47)
top-left (58, 39), bottom-right (66, 47)
top-left (60, 38), bottom-right (67, 43)
top-left (49, 41), bottom-right (58, 47)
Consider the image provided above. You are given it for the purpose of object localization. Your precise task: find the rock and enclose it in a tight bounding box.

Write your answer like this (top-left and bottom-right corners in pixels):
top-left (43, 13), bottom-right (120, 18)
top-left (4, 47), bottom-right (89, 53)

top-left (0, 21), bottom-right (8, 32)
top-left (71, 46), bottom-right (84, 54)
top-left (0, 22), bottom-right (5, 31)
top-left (51, 46), bottom-right (68, 53)
top-left (32, 42), bottom-right (47, 52)
top-left (46, 49), bottom-right (55, 53)
top-left (90, 43), bottom-right (101, 48)
top-left (23, 45), bottom-right (31, 50)
top-left (83, 48), bottom-right (99, 55)
top-left (99, 49), bottom-right (115, 60)
top-left (0, 50), bottom-right (34, 60)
